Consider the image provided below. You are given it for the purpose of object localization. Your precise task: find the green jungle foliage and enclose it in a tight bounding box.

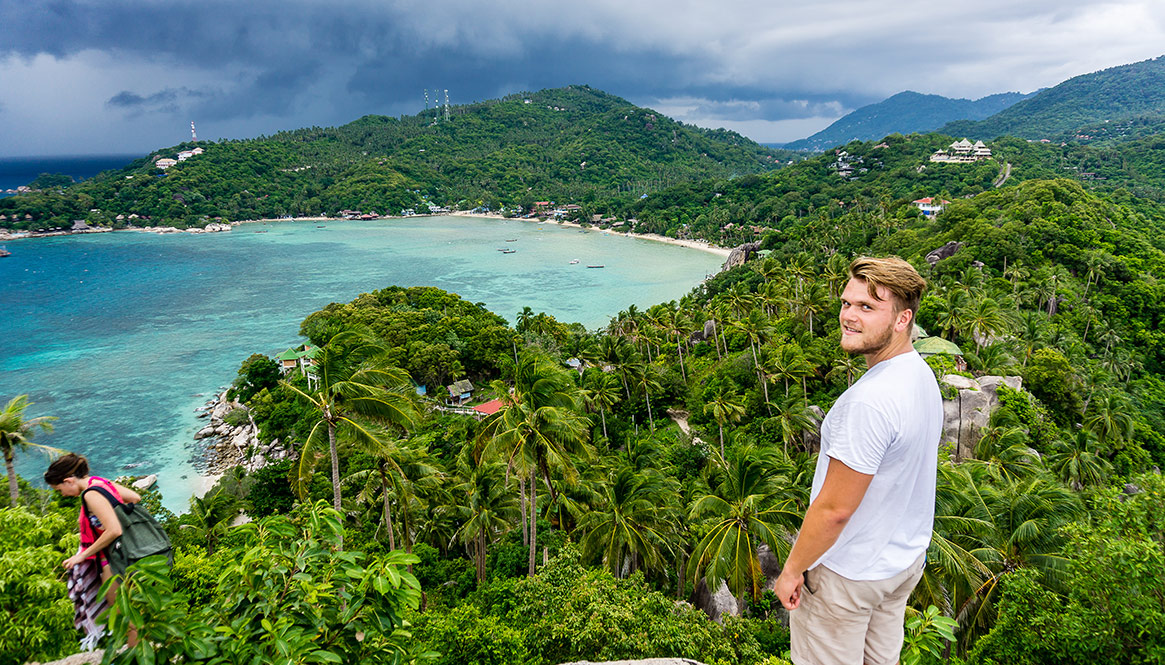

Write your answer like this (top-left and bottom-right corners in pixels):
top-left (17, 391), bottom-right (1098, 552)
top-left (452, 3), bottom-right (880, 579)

top-left (0, 507), bottom-right (77, 665)
top-left (942, 54), bottom-right (1165, 140)
top-left (8, 103), bottom-right (1165, 663)
top-left (0, 86), bottom-right (796, 231)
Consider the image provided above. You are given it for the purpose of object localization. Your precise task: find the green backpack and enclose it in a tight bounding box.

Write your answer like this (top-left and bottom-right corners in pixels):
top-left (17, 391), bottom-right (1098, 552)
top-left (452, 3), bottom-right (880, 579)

top-left (83, 485), bottom-right (173, 576)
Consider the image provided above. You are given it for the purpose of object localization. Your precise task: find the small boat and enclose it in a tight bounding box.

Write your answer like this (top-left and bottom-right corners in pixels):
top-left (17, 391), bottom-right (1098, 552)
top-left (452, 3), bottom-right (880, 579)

top-left (501, 248), bottom-right (516, 254)
top-left (316, 225), bottom-right (326, 228)
top-left (569, 259), bottom-right (579, 264)
top-left (587, 264), bottom-right (605, 269)
top-left (0, 247), bottom-right (9, 258)
top-left (505, 238), bottom-right (518, 242)
top-left (254, 230), bottom-right (268, 233)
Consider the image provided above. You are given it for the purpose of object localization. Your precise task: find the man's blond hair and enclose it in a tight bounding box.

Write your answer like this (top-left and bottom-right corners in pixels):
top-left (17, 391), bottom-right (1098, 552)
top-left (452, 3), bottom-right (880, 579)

top-left (848, 256), bottom-right (927, 315)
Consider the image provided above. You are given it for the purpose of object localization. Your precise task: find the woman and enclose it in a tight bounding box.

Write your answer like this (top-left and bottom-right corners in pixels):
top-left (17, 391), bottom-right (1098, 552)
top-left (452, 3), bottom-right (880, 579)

top-left (45, 453), bottom-right (141, 646)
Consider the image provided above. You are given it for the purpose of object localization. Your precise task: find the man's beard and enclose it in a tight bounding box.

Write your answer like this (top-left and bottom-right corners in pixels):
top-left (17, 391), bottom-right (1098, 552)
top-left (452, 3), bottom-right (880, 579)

top-left (841, 321), bottom-right (894, 356)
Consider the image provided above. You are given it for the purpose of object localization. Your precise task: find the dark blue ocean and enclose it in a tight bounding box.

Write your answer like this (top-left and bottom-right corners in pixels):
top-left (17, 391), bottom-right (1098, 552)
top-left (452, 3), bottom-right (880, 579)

top-left (1, 216), bottom-right (723, 510)
top-left (0, 155), bottom-right (140, 197)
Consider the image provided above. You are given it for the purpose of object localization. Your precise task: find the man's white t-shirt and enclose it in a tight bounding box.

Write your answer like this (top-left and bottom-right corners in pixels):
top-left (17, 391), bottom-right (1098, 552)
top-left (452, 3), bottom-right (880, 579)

top-left (810, 349), bottom-right (943, 581)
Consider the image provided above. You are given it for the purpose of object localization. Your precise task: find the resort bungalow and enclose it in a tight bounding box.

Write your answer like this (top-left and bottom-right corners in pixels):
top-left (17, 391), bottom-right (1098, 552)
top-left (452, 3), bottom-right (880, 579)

top-left (155, 158), bottom-right (177, 170)
top-left (446, 379), bottom-right (475, 405)
top-left (277, 344), bottom-right (318, 373)
top-left (913, 335), bottom-right (967, 371)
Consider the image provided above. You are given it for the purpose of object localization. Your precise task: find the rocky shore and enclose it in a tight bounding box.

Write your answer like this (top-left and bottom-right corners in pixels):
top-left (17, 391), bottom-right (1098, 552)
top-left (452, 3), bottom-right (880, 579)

top-left (194, 390), bottom-right (292, 478)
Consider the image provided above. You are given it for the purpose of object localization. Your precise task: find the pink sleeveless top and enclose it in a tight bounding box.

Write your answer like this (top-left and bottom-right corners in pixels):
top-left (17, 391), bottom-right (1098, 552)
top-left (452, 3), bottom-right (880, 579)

top-left (78, 476), bottom-right (123, 562)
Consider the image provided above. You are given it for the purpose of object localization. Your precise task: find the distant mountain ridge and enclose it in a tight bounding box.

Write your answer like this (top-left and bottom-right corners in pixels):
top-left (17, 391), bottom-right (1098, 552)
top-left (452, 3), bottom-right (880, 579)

top-left (784, 90), bottom-right (1031, 152)
top-left (0, 85), bottom-right (801, 230)
top-left (941, 55), bottom-right (1165, 140)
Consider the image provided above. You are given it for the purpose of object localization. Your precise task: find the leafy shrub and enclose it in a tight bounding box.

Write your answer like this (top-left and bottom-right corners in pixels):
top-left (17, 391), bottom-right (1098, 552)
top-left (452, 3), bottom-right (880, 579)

top-left (0, 508), bottom-right (76, 665)
top-left (246, 458), bottom-right (296, 517)
top-left (414, 604), bottom-right (529, 665)
top-left (103, 502), bottom-right (427, 664)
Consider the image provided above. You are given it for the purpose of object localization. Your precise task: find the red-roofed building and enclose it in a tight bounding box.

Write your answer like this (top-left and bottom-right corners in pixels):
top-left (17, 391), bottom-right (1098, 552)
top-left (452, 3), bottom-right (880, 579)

top-left (913, 198), bottom-right (951, 218)
top-left (472, 399), bottom-right (504, 417)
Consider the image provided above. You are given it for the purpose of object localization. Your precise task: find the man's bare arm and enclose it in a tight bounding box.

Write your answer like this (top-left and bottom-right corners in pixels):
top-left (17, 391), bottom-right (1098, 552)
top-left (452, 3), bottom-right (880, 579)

top-left (774, 457), bottom-right (873, 610)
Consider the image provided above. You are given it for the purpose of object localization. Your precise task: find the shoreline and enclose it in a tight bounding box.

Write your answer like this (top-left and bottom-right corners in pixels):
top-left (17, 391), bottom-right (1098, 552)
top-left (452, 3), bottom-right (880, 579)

top-left (4, 212), bottom-right (734, 258)
top-left (447, 210), bottom-right (732, 258)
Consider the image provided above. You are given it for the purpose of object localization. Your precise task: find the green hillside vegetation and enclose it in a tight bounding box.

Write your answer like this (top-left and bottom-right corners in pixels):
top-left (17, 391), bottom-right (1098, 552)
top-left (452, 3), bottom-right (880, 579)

top-left (0, 86), bottom-right (799, 232)
top-left (942, 54), bottom-right (1165, 140)
top-left (785, 90), bottom-right (1030, 152)
top-left (6, 166), bottom-right (1165, 663)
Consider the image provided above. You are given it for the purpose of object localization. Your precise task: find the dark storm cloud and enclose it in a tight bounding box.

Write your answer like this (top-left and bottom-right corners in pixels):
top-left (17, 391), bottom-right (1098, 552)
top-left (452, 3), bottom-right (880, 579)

top-left (106, 87), bottom-right (211, 114)
top-left (2, 1), bottom-right (1165, 153)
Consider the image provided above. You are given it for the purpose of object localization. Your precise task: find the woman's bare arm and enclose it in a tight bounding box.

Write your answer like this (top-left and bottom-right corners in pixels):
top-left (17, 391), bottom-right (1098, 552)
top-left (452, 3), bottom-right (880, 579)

top-left (112, 482), bottom-right (141, 504)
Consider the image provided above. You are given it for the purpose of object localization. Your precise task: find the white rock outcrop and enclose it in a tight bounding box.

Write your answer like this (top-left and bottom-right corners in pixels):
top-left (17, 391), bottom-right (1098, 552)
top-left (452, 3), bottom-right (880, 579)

top-left (196, 391), bottom-right (291, 475)
top-left (941, 374), bottom-right (1023, 461)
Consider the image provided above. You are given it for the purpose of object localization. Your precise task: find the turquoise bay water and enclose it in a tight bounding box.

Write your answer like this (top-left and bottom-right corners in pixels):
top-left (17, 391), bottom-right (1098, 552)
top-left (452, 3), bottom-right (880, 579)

top-left (1, 216), bottom-right (722, 509)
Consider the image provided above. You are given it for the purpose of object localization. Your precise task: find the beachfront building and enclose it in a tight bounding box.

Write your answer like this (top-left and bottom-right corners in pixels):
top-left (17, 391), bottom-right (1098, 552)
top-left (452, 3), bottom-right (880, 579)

top-left (277, 344), bottom-right (320, 388)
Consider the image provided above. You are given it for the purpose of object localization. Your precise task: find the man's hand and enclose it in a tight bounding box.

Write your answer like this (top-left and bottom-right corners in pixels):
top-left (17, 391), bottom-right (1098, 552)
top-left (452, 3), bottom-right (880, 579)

top-left (774, 568), bottom-right (804, 610)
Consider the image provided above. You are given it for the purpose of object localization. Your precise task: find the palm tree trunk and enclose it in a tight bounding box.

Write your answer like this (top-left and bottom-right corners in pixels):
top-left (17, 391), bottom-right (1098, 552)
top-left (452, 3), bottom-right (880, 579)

top-left (600, 408), bottom-right (608, 439)
top-left (712, 320), bottom-right (722, 360)
top-left (383, 477), bottom-right (396, 551)
top-left (528, 469), bottom-right (538, 576)
top-left (645, 392), bottom-right (655, 431)
top-left (677, 343), bottom-right (687, 381)
top-left (518, 474), bottom-right (528, 547)
top-left (4, 447), bottom-right (18, 507)
top-left (328, 423), bottom-right (342, 511)
top-left (718, 424), bottom-right (725, 459)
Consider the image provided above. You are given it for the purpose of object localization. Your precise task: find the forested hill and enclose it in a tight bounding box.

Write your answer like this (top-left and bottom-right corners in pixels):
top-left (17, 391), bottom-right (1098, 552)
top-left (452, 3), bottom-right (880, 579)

top-left (784, 90), bottom-right (1031, 152)
top-left (941, 54), bottom-right (1165, 140)
top-left (0, 85), bottom-right (799, 231)
top-left (619, 131), bottom-right (1165, 247)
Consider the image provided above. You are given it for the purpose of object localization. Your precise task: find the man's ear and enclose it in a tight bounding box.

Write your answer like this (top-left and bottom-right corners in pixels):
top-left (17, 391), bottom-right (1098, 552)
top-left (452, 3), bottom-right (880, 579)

top-left (895, 307), bottom-right (914, 333)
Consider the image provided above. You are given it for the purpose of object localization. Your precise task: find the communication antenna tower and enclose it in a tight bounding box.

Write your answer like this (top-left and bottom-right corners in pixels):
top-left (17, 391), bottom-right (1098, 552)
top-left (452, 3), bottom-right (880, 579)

top-left (191, 121), bottom-right (198, 142)
top-left (444, 90), bottom-right (450, 121)
top-left (424, 90), bottom-right (429, 112)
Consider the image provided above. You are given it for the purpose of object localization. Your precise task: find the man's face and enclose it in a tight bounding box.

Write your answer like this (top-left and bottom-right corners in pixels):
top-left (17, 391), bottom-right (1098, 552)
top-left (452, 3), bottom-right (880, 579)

top-left (838, 277), bottom-right (902, 356)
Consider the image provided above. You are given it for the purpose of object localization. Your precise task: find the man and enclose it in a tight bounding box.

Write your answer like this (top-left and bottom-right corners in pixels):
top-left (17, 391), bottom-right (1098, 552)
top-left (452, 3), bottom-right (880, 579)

top-left (774, 256), bottom-right (942, 665)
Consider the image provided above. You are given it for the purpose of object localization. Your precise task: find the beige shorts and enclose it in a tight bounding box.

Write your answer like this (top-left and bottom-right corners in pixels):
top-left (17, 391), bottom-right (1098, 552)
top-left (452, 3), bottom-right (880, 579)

top-left (789, 553), bottom-right (926, 665)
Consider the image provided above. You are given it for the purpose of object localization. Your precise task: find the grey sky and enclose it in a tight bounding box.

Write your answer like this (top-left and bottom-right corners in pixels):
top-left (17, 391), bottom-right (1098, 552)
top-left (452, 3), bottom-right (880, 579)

top-left (1, 1), bottom-right (1163, 156)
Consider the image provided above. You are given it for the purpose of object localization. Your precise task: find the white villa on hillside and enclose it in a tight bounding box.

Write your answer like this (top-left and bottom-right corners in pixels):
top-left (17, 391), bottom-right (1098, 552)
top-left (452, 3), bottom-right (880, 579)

top-left (930, 139), bottom-right (992, 163)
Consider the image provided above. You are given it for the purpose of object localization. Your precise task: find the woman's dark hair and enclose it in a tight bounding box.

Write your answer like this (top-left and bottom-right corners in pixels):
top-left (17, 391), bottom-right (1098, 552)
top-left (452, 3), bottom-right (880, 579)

top-left (44, 453), bottom-right (89, 485)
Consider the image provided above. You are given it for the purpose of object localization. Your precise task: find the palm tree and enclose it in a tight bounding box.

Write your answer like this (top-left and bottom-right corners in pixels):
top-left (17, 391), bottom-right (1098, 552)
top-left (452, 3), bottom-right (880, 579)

top-left (827, 354), bottom-right (866, 388)
top-left (476, 351), bottom-right (590, 576)
top-left (515, 306), bottom-right (535, 333)
top-left (964, 297), bottom-right (1013, 352)
top-left (688, 446), bottom-right (804, 604)
top-left (181, 490), bottom-right (240, 555)
top-left (581, 371), bottom-right (621, 440)
top-left (1047, 429), bottom-right (1112, 490)
top-left (0, 395), bottom-right (60, 505)
top-left (454, 461), bottom-right (518, 581)
top-left (285, 331), bottom-right (419, 512)
top-left (576, 465), bottom-right (679, 578)
top-left (704, 387), bottom-right (746, 458)
top-left (1083, 392), bottom-right (1135, 452)
top-left (345, 438), bottom-right (440, 551)
top-left (732, 309), bottom-right (774, 372)
top-left (765, 391), bottom-right (818, 454)
top-left (634, 362), bottom-right (664, 432)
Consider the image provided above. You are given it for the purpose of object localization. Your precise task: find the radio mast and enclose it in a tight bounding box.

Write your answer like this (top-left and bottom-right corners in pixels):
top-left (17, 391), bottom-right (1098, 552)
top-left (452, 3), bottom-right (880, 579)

top-left (191, 121), bottom-right (198, 142)
top-left (444, 89), bottom-right (450, 121)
